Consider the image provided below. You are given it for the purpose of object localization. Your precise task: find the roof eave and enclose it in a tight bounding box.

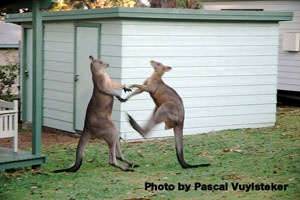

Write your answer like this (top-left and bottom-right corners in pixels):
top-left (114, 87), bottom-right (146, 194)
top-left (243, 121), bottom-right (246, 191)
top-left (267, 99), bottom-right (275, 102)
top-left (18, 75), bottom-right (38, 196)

top-left (0, 44), bottom-right (19, 48)
top-left (5, 7), bottom-right (294, 23)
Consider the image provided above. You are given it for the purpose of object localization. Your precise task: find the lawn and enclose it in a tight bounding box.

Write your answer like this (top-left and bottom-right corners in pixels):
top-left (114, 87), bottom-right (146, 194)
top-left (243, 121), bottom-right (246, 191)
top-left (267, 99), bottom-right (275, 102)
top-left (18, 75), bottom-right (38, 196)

top-left (0, 106), bottom-right (299, 200)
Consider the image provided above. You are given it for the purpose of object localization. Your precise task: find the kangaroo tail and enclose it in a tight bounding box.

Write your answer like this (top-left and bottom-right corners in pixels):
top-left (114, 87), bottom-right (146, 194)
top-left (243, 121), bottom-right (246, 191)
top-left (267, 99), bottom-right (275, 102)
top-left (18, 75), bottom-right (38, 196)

top-left (53, 132), bottom-right (90, 173)
top-left (174, 124), bottom-right (210, 169)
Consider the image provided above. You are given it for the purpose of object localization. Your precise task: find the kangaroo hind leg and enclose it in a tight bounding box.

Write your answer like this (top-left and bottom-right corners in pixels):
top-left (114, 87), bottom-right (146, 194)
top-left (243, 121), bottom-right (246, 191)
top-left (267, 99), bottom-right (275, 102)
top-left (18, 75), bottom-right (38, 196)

top-left (116, 140), bottom-right (140, 168)
top-left (128, 105), bottom-right (171, 138)
top-left (105, 131), bottom-right (134, 172)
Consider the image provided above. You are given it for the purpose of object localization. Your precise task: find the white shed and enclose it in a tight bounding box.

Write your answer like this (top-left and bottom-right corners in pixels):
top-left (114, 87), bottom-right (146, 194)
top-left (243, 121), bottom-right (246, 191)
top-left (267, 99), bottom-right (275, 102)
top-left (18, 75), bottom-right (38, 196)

top-left (203, 0), bottom-right (300, 94)
top-left (5, 8), bottom-right (293, 140)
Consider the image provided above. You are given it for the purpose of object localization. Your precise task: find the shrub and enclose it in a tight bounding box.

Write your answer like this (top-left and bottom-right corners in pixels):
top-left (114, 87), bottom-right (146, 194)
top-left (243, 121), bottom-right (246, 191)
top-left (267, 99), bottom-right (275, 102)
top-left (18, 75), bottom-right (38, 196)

top-left (0, 50), bottom-right (19, 101)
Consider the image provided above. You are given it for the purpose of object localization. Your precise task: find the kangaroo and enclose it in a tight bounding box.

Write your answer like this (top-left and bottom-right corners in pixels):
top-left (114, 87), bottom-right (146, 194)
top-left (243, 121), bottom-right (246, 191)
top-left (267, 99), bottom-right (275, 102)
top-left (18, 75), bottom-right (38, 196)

top-left (54, 56), bottom-right (139, 173)
top-left (125, 60), bottom-right (210, 169)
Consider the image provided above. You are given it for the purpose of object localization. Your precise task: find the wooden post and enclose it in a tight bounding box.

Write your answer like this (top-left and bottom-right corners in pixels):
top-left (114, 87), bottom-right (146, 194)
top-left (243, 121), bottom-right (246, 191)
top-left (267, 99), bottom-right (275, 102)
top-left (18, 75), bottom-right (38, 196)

top-left (32, 0), bottom-right (43, 169)
top-left (13, 100), bottom-right (18, 153)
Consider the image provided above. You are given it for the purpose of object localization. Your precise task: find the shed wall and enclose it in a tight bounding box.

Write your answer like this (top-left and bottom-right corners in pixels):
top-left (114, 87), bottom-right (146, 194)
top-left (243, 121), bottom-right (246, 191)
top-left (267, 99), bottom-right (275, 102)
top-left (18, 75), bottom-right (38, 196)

top-left (203, 0), bottom-right (300, 92)
top-left (29, 18), bottom-right (279, 139)
top-left (42, 20), bottom-right (123, 132)
top-left (117, 20), bottom-right (279, 140)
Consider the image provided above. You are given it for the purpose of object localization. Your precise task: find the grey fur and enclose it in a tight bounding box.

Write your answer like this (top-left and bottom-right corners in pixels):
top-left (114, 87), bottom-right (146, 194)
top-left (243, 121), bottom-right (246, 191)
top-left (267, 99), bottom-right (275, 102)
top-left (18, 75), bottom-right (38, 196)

top-left (53, 56), bottom-right (139, 173)
top-left (125, 60), bottom-right (210, 169)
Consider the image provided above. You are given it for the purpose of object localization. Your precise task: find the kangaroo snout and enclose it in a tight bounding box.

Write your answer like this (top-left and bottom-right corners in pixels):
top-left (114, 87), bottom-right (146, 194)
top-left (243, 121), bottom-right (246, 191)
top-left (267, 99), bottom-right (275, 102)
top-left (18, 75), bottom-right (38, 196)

top-left (164, 66), bottom-right (172, 72)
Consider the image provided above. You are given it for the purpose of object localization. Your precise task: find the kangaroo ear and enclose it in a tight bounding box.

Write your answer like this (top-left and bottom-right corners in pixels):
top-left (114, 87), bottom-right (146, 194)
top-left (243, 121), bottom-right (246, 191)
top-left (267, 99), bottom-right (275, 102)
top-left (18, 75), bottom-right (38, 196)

top-left (89, 55), bottom-right (94, 62)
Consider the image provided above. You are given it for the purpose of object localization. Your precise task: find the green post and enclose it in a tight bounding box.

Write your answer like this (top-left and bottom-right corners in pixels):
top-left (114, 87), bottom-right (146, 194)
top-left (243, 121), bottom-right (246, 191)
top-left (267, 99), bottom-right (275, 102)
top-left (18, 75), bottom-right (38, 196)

top-left (32, 0), bottom-right (43, 168)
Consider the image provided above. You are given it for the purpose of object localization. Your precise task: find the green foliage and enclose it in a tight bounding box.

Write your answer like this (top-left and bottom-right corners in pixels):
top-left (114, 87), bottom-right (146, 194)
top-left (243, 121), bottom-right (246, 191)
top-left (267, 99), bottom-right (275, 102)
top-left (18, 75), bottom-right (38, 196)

top-left (47, 0), bottom-right (203, 10)
top-left (0, 107), bottom-right (299, 199)
top-left (177, 0), bottom-right (203, 9)
top-left (0, 51), bottom-right (19, 102)
top-left (47, 0), bottom-right (137, 11)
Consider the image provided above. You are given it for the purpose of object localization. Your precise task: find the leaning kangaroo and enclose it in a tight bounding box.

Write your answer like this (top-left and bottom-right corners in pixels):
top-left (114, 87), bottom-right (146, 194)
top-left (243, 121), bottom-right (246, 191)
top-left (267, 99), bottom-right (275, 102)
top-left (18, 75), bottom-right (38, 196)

top-left (54, 56), bottom-right (138, 173)
top-left (125, 60), bottom-right (210, 169)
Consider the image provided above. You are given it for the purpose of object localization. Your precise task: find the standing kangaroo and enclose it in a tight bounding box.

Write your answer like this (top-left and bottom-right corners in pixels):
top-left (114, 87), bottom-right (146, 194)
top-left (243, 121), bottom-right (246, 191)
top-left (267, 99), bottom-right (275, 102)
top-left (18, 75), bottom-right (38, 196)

top-left (54, 56), bottom-right (138, 173)
top-left (125, 60), bottom-right (210, 169)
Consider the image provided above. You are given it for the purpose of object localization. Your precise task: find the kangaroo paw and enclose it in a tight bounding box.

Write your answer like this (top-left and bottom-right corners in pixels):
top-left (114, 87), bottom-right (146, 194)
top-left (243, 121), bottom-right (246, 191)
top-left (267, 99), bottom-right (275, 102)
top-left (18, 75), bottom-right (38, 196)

top-left (110, 163), bottom-right (134, 172)
top-left (129, 163), bottom-right (140, 168)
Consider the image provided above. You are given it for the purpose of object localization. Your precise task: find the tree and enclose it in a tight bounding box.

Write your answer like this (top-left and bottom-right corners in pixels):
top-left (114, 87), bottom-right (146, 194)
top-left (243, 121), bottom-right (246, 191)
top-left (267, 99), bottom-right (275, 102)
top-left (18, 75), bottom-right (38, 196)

top-left (177, 0), bottom-right (203, 9)
top-left (47, 0), bottom-right (137, 11)
top-left (0, 51), bottom-right (19, 101)
top-left (48, 0), bottom-right (203, 10)
top-left (0, 0), bottom-right (203, 20)
top-left (150, 0), bottom-right (177, 8)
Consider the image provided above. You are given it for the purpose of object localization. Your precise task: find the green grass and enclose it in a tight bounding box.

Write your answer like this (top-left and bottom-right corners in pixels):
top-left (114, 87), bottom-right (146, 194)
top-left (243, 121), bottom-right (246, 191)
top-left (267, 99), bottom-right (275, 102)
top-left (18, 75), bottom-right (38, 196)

top-left (1, 106), bottom-right (299, 200)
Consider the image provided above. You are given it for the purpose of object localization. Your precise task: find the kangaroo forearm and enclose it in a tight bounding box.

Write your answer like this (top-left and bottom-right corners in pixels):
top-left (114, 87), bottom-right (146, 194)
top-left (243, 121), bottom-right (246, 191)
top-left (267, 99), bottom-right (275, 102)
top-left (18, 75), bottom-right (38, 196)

top-left (132, 84), bottom-right (151, 92)
top-left (99, 88), bottom-right (119, 97)
top-left (112, 81), bottom-right (124, 89)
top-left (125, 88), bottom-right (144, 100)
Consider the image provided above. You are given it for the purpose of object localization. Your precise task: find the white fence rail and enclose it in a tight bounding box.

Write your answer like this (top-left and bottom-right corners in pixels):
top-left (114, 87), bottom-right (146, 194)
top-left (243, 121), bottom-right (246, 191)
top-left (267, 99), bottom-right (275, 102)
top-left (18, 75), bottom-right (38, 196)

top-left (0, 99), bottom-right (18, 152)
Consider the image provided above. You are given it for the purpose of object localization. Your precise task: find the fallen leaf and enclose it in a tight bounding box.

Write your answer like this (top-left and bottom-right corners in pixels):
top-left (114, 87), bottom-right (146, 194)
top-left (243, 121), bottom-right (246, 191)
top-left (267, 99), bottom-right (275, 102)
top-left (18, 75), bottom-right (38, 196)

top-left (32, 170), bottom-right (49, 175)
top-left (86, 159), bottom-right (95, 163)
top-left (233, 149), bottom-right (242, 153)
top-left (138, 153), bottom-right (145, 157)
top-left (10, 174), bottom-right (16, 178)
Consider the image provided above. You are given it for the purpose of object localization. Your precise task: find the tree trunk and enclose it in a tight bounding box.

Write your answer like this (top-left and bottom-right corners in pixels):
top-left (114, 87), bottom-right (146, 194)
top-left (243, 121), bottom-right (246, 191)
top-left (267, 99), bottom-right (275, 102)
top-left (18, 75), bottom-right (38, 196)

top-left (150, 0), bottom-right (177, 8)
top-left (186, 0), bottom-right (195, 9)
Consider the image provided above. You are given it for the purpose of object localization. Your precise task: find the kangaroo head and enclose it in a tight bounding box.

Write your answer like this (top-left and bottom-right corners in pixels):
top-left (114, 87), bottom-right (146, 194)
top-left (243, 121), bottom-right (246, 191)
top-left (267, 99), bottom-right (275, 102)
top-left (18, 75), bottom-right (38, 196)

top-left (150, 60), bottom-right (172, 73)
top-left (89, 55), bottom-right (109, 71)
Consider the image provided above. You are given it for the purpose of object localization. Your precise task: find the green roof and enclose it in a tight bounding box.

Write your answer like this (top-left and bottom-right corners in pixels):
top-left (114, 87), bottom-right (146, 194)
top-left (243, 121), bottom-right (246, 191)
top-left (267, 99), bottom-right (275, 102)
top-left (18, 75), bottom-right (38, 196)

top-left (5, 7), bottom-right (293, 23)
top-left (0, 44), bottom-right (19, 48)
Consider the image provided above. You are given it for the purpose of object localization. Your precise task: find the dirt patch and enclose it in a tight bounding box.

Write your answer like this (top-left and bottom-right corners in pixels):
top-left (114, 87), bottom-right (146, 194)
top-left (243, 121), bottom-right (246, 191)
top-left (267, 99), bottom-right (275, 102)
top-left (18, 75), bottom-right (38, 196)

top-left (0, 130), bottom-right (80, 150)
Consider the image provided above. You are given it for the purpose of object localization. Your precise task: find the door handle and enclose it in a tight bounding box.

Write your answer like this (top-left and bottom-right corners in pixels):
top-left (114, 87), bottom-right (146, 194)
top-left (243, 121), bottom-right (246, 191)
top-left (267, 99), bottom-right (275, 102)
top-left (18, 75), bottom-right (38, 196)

top-left (74, 74), bottom-right (79, 82)
top-left (24, 70), bottom-right (29, 77)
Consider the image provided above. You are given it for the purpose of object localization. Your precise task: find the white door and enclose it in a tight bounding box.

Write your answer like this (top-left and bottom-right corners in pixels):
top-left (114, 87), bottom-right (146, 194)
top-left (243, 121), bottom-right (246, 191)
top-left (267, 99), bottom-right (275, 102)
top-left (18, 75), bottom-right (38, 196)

top-left (75, 26), bottom-right (99, 130)
top-left (24, 28), bottom-right (33, 122)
